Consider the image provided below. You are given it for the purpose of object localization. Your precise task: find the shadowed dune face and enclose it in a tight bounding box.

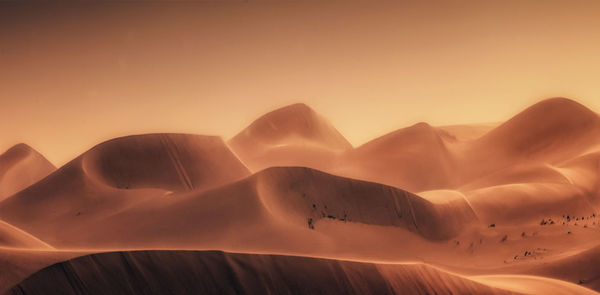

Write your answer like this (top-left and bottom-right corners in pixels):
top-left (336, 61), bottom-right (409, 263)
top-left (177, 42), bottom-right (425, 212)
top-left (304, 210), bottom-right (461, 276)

top-left (228, 103), bottom-right (352, 172)
top-left (0, 144), bottom-right (55, 201)
top-left (6, 251), bottom-right (520, 295)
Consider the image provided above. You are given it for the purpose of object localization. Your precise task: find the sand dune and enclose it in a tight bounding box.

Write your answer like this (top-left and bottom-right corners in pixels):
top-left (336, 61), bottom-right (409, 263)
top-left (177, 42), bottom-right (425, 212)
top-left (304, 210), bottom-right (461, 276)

top-left (0, 134), bottom-right (250, 246)
top-left (7, 250), bottom-right (522, 295)
top-left (0, 221), bottom-right (52, 250)
top-left (0, 248), bottom-right (82, 295)
top-left (0, 144), bottom-right (55, 201)
top-left (336, 122), bottom-right (458, 192)
top-left (84, 134), bottom-right (250, 191)
top-left (463, 98), bottom-right (600, 181)
top-left (228, 103), bottom-right (352, 172)
top-left (0, 166), bottom-right (475, 250)
top-left (1, 98), bottom-right (600, 294)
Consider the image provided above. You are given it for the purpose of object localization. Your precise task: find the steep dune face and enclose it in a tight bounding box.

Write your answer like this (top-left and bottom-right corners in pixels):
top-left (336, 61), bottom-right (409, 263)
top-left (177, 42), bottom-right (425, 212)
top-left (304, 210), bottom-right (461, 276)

top-left (337, 122), bottom-right (457, 192)
top-left (0, 134), bottom-right (250, 246)
top-left (7, 251), bottom-right (520, 295)
top-left (0, 144), bottom-right (55, 201)
top-left (0, 167), bottom-right (475, 249)
top-left (0, 221), bottom-right (52, 250)
top-left (228, 103), bottom-right (352, 172)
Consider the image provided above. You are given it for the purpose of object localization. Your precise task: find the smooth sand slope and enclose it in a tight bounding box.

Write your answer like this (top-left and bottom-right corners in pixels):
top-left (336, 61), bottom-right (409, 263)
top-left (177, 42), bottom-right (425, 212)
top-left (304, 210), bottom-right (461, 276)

top-left (462, 97), bottom-right (600, 182)
top-left (7, 251), bottom-right (521, 295)
top-left (336, 122), bottom-right (458, 192)
top-left (228, 103), bottom-right (352, 172)
top-left (0, 134), bottom-right (250, 247)
top-left (0, 144), bottom-right (55, 201)
top-left (0, 221), bottom-right (52, 250)
top-left (0, 166), bottom-right (476, 250)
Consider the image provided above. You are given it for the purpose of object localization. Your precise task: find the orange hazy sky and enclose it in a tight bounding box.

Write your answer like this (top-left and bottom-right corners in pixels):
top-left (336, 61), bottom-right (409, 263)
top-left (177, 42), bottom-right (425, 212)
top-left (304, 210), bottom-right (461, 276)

top-left (1, 0), bottom-right (599, 165)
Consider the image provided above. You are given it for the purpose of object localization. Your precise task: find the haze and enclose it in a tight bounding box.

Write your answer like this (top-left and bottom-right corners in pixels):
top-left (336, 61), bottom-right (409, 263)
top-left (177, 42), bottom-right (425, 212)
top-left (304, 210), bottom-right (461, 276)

top-left (1, 0), bottom-right (600, 165)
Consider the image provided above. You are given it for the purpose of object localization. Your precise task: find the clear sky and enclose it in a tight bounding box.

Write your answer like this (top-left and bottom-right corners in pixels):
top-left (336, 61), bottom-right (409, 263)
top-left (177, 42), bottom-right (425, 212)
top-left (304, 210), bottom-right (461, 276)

top-left (1, 0), bottom-right (599, 165)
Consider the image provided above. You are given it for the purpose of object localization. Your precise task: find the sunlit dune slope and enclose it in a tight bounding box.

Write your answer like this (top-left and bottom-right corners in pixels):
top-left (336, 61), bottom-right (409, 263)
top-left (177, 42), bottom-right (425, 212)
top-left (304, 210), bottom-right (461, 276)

top-left (522, 244), bottom-right (600, 291)
top-left (336, 122), bottom-right (457, 192)
top-left (0, 144), bottom-right (55, 201)
top-left (228, 103), bottom-right (352, 172)
top-left (463, 98), bottom-right (600, 181)
top-left (6, 251), bottom-right (520, 295)
top-left (0, 221), bottom-right (52, 250)
top-left (0, 167), bottom-right (475, 249)
top-left (0, 134), bottom-right (250, 246)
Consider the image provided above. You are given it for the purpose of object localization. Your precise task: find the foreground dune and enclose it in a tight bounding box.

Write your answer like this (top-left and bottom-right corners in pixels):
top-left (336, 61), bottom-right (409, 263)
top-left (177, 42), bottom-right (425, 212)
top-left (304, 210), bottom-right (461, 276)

top-left (0, 248), bottom-right (81, 294)
top-left (7, 250), bottom-right (523, 295)
top-left (0, 144), bottom-right (55, 201)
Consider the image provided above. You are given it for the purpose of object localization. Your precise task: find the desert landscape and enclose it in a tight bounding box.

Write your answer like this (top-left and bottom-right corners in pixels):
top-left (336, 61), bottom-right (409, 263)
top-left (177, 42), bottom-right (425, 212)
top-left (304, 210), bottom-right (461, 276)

top-left (0, 97), bottom-right (598, 294)
top-left (2, 0), bottom-right (600, 293)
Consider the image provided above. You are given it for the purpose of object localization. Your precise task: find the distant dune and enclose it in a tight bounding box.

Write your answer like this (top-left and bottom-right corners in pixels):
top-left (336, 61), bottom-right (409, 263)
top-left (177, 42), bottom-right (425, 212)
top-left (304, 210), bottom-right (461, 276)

top-left (0, 144), bottom-right (55, 201)
top-left (336, 122), bottom-right (458, 192)
top-left (228, 103), bottom-right (352, 172)
top-left (7, 251), bottom-right (522, 295)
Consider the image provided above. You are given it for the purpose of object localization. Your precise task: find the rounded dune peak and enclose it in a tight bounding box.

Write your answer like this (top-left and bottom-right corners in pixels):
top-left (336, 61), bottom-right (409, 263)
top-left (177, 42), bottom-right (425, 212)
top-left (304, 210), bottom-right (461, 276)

top-left (473, 97), bottom-right (600, 163)
top-left (228, 103), bottom-right (352, 172)
top-left (230, 102), bottom-right (352, 150)
top-left (0, 143), bottom-right (56, 201)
